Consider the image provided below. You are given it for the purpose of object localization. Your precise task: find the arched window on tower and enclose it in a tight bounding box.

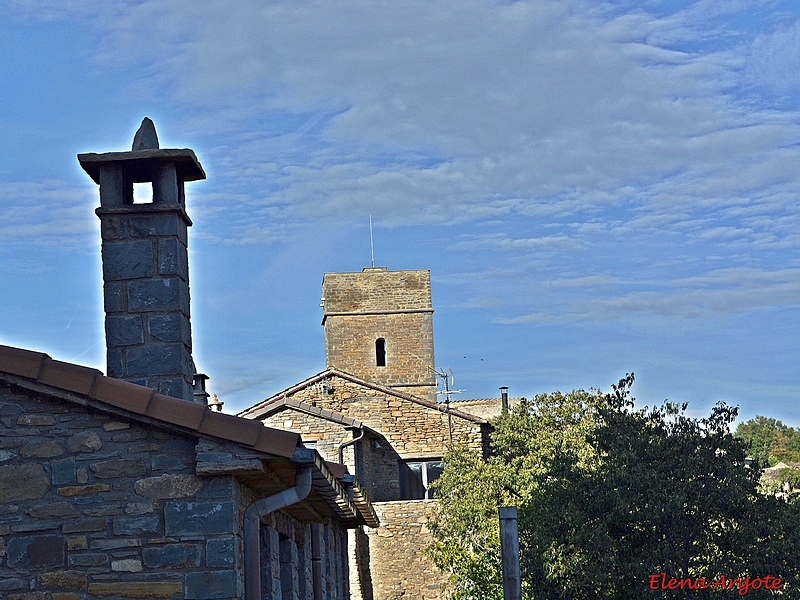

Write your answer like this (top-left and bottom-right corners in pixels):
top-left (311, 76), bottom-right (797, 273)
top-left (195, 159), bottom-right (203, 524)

top-left (375, 338), bottom-right (386, 367)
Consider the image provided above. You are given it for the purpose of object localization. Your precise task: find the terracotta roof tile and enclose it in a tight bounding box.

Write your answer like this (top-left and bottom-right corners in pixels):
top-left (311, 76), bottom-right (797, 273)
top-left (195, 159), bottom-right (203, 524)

top-left (325, 462), bottom-right (347, 479)
top-left (253, 427), bottom-right (299, 458)
top-left (0, 345), bottom-right (46, 379)
top-left (200, 411), bottom-right (261, 446)
top-left (90, 377), bottom-right (154, 414)
top-left (38, 359), bottom-right (100, 396)
top-left (145, 393), bottom-right (207, 430)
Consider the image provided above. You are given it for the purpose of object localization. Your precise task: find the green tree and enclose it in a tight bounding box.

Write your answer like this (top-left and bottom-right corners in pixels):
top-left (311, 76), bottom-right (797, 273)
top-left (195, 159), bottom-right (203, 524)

top-left (429, 376), bottom-right (800, 599)
top-left (735, 416), bottom-right (800, 467)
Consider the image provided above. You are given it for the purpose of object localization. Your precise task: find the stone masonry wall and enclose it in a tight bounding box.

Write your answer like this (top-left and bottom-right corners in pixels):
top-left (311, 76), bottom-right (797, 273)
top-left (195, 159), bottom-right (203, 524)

top-left (282, 377), bottom-right (484, 460)
top-left (0, 382), bottom-right (241, 599)
top-left (364, 501), bottom-right (445, 600)
top-left (322, 269), bottom-right (436, 402)
top-left (0, 382), bottom-right (349, 600)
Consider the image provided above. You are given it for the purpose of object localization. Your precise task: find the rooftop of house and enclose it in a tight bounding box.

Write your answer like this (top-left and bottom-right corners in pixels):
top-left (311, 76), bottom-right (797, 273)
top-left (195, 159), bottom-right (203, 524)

top-left (0, 344), bottom-right (378, 527)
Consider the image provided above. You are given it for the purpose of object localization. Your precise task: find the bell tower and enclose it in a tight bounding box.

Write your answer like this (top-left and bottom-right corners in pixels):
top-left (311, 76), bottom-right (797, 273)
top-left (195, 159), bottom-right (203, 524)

top-left (322, 267), bottom-right (437, 401)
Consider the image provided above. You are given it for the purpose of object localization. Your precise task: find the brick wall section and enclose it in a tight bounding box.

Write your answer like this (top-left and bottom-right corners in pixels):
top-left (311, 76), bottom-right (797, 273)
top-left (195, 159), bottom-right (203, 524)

top-left (365, 501), bottom-right (445, 600)
top-left (322, 269), bottom-right (436, 402)
top-left (0, 383), bottom-right (350, 600)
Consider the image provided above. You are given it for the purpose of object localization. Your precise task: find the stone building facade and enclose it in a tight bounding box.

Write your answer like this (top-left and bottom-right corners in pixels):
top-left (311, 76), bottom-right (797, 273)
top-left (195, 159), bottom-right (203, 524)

top-left (0, 347), bottom-right (375, 600)
top-left (323, 268), bottom-right (437, 402)
top-left (241, 268), bottom-right (493, 600)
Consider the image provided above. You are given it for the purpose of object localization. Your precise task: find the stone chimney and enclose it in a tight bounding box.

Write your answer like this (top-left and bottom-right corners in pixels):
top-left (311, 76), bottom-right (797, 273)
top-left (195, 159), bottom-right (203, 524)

top-left (78, 118), bottom-right (206, 401)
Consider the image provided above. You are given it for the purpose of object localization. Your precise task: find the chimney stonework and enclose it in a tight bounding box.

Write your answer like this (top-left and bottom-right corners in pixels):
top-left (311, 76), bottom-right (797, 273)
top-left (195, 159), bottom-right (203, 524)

top-left (78, 119), bottom-right (206, 401)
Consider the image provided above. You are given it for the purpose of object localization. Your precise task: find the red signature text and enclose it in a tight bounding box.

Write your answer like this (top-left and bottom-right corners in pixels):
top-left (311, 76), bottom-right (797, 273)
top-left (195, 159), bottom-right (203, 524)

top-left (648, 573), bottom-right (783, 595)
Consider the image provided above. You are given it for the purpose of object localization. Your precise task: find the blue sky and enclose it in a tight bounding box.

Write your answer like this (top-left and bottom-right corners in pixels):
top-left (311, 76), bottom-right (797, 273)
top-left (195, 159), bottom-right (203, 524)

top-left (1, 0), bottom-right (800, 425)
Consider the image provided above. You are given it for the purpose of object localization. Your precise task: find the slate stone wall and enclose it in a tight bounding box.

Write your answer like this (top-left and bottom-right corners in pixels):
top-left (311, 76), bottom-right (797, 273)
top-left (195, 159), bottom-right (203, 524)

top-left (98, 206), bottom-right (195, 402)
top-left (322, 269), bottom-right (436, 402)
top-left (0, 383), bottom-right (350, 600)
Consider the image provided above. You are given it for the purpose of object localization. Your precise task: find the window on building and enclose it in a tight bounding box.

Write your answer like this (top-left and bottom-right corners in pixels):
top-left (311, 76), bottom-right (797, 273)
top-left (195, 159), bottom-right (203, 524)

top-left (399, 459), bottom-right (443, 499)
top-left (375, 338), bottom-right (386, 367)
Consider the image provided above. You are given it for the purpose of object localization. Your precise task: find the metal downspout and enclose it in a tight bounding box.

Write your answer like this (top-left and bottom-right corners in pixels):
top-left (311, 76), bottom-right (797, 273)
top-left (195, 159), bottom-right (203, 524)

top-left (337, 427), bottom-right (365, 465)
top-left (244, 465), bottom-right (313, 600)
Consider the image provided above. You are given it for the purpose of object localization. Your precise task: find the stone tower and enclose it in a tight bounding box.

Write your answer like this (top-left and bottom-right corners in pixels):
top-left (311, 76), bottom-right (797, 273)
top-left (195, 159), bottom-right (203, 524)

top-left (78, 118), bottom-right (205, 401)
top-left (322, 267), bottom-right (437, 401)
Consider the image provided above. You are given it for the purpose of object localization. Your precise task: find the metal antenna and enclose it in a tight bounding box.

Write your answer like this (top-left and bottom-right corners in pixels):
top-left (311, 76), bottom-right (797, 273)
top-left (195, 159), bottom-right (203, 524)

top-left (431, 367), bottom-right (464, 443)
top-left (369, 215), bottom-right (375, 268)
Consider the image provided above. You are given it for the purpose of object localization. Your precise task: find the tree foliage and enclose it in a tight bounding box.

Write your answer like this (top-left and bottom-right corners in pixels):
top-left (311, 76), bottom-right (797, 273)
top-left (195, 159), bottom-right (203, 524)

top-left (429, 375), bottom-right (800, 599)
top-left (735, 415), bottom-right (800, 467)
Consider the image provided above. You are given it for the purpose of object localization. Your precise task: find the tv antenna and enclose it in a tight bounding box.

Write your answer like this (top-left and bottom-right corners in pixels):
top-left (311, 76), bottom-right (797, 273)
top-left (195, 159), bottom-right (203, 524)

top-left (369, 215), bottom-right (375, 268)
top-left (431, 367), bottom-right (464, 442)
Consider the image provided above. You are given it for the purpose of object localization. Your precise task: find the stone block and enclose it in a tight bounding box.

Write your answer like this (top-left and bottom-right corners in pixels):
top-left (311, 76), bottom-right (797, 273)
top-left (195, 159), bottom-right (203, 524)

top-left (106, 314), bottom-right (145, 347)
top-left (206, 536), bottom-right (237, 567)
top-left (202, 476), bottom-right (234, 499)
top-left (185, 570), bottom-right (238, 599)
top-left (126, 502), bottom-right (155, 515)
top-left (99, 165), bottom-right (127, 209)
top-left (52, 594), bottom-right (82, 600)
top-left (0, 450), bottom-right (15, 462)
top-left (0, 402), bottom-right (23, 415)
top-left (126, 343), bottom-right (188, 376)
top-left (103, 421), bottom-right (131, 431)
top-left (164, 501), bottom-right (236, 536)
top-left (17, 414), bottom-right (55, 426)
top-left (90, 538), bottom-right (142, 550)
top-left (10, 520), bottom-right (61, 533)
top-left (51, 457), bottom-right (76, 485)
top-left (142, 543), bottom-right (201, 568)
top-left (55, 481), bottom-right (108, 497)
top-left (158, 237), bottom-right (188, 279)
top-left (0, 463), bottom-right (49, 501)
top-left (104, 281), bottom-right (125, 312)
top-left (156, 377), bottom-right (194, 401)
top-left (129, 212), bottom-right (184, 239)
top-left (25, 502), bottom-right (79, 520)
top-left (148, 314), bottom-right (190, 344)
top-left (0, 578), bottom-right (25, 591)
top-left (112, 515), bottom-right (161, 535)
top-left (39, 570), bottom-right (87, 590)
top-left (127, 278), bottom-right (185, 312)
top-left (134, 474), bottom-right (202, 500)
top-left (150, 455), bottom-right (187, 471)
top-left (107, 348), bottom-right (124, 378)
top-left (62, 517), bottom-right (107, 533)
top-left (88, 582), bottom-right (183, 598)
top-left (111, 558), bottom-right (143, 572)
top-left (66, 431), bottom-right (102, 453)
top-left (7, 534), bottom-right (65, 568)
top-left (20, 440), bottom-right (63, 458)
top-left (8, 593), bottom-right (49, 600)
top-left (102, 240), bottom-right (155, 281)
top-left (68, 553), bottom-right (108, 566)
top-left (66, 535), bottom-right (87, 550)
top-left (90, 458), bottom-right (147, 479)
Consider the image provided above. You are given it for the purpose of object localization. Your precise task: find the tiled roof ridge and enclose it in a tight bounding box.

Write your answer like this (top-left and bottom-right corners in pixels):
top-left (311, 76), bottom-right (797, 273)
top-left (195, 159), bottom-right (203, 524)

top-left (266, 397), bottom-right (380, 435)
top-left (238, 367), bottom-right (488, 424)
top-left (0, 344), bottom-right (298, 459)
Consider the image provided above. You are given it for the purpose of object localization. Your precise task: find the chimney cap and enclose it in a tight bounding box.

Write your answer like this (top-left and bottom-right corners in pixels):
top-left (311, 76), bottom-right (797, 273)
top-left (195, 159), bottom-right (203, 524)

top-left (77, 118), bottom-right (205, 184)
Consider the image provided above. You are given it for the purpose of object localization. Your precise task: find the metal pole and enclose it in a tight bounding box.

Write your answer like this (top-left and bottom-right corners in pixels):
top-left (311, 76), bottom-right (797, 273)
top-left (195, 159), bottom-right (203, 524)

top-left (499, 506), bottom-right (521, 600)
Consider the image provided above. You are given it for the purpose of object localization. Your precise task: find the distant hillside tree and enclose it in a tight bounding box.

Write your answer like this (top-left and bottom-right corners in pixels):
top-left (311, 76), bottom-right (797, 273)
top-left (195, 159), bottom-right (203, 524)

top-left (429, 376), bottom-right (800, 599)
top-left (735, 415), bottom-right (800, 467)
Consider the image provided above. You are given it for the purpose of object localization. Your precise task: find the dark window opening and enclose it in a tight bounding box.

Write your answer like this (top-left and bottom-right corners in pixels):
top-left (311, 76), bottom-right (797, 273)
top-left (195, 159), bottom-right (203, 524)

top-left (399, 459), bottom-right (443, 499)
top-left (375, 338), bottom-right (386, 367)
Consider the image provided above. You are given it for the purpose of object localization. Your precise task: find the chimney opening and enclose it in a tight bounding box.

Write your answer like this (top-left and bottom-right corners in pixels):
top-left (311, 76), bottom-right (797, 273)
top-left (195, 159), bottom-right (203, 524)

top-left (133, 182), bottom-right (153, 204)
